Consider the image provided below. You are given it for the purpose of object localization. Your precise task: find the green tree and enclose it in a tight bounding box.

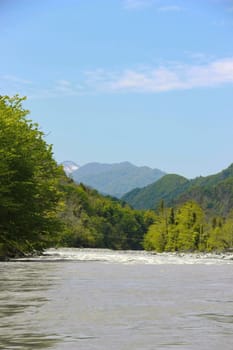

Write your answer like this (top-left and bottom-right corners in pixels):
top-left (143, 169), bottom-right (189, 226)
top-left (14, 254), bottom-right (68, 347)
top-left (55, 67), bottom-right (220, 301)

top-left (207, 214), bottom-right (233, 251)
top-left (0, 95), bottom-right (63, 256)
top-left (222, 213), bottom-right (233, 249)
top-left (144, 201), bottom-right (207, 252)
top-left (176, 201), bottom-right (205, 251)
top-left (143, 209), bottom-right (169, 252)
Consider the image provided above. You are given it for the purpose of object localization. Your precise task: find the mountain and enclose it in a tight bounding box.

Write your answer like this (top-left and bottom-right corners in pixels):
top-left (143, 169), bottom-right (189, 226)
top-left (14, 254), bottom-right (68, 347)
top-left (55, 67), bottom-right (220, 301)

top-left (122, 174), bottom-right (189, 210)
top-left (71, 161), bottom-right (166, 198)
top-left (61, 161), bottom-right (79, 176)
top-left (172, 163), bottom-right (233, 216)
top-left (122, 163), bottom-right (233, 217)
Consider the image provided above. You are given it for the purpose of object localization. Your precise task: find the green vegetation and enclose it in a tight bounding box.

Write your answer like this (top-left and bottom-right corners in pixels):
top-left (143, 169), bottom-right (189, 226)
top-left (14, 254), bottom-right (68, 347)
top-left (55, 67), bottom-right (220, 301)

top-left (174, 176), bottom-right (233, 217)
top-left (0, 96), bottom-right (63, 257)
top-left (0, 95), bottom-right (232, 258)
top-left (122, 174), bottom-right (189, 210)
top-left (143, 200), bottom-right (233, 252)
top-left (144, 201), bottom-right (205, 252)
top-left (0, 96), bottom-right (152, 257)
top-left (122, 168), bottom-right (233, 217)
top-left (58, 179), bottom-right (153, 250)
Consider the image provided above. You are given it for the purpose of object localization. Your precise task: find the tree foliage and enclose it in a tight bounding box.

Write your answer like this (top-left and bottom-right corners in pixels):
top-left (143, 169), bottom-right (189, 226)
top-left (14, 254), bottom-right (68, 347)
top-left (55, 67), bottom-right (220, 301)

top-left (58, 180), bottom-right (152, 250)
top-left (0, 95), bottom-right (63, 255)
top-left (143, 200), bottom-right (233, 253)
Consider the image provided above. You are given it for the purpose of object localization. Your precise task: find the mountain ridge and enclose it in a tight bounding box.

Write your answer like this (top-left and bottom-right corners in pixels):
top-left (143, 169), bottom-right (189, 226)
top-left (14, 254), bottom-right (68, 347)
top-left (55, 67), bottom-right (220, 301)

top-left (71, 161), bottom-right (166, 198)
top-left (122, 173), bottom-right (189, 209)
top-left (122, 163), bottom-right (233, 217)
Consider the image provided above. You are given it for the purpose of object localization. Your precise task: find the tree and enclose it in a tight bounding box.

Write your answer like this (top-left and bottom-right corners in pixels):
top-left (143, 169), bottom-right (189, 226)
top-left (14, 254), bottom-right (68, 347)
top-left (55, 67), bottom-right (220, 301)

top-left (0, 95), bottom-right (63, 255)
top-left (143, 209), bottom-right (169, 252)
top-left (176, 201), bottom-right (205, 251)
top-left (143, 201), bottom-right (207, 252)
top-left (207, 213), bottom-right (233, 251)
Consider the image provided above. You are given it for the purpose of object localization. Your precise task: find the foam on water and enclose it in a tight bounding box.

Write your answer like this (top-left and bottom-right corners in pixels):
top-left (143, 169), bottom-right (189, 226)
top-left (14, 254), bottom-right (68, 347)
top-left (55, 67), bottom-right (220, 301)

top-left (15, 248), bottom-right (233, 265)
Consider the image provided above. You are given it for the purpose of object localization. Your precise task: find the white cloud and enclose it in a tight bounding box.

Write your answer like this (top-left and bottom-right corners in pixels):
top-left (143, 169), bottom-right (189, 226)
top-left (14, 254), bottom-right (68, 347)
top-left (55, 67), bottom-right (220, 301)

top-left (1, 74), bottom-right (33, 98)
top-left (158, 5), bottom-right (183, 12)
top-left (55, 80), bottom-right (77, 94)
top-left (123, 0), bottom-right (184, 12)
top-left (108, 68), bottom-right (184, 92)
top-left (212, 18), bottom-right (233, 27)
top-left (29, 80), bottom-right (84, 99)
top-left (3, 58), bottom-right (233, 99)
top-left (0, 75), bottom-right (85, 99)
top-left (2, 75), bottom-right (32, 85)
top-left (85, 57), bottom-right (233, 93)
top-left (123, 0), bottom-right (154, 10)
top-left (56, 80), bottom-right (71, 87)
top-left (184, 51), bottom-right (215, 64)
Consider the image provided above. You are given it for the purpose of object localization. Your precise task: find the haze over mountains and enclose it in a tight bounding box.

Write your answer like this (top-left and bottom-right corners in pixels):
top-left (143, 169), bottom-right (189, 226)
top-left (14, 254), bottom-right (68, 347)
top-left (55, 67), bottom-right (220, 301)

top-left (62, 161), bottom-right (165, 198)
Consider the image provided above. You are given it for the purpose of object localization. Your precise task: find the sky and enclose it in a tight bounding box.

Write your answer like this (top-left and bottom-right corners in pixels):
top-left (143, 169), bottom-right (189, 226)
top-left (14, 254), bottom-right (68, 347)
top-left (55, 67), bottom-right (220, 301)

top-left (1, 0), bottom-right (233, 179)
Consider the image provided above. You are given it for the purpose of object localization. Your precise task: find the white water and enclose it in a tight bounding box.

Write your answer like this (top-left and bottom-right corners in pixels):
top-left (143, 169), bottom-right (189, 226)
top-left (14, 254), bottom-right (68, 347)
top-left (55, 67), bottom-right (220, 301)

top-left (17, 247), bottom-right (233, 265)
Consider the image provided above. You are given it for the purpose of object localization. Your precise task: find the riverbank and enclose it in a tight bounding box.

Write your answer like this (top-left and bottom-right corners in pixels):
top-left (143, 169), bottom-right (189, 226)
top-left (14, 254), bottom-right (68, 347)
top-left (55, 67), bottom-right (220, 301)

top-left (0, 241), bottom-right (42, 261)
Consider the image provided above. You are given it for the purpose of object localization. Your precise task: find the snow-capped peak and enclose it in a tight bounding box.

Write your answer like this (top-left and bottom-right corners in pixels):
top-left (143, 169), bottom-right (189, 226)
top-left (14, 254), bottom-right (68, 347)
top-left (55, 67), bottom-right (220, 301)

top-left (61, 161), bottom-right (79, 175)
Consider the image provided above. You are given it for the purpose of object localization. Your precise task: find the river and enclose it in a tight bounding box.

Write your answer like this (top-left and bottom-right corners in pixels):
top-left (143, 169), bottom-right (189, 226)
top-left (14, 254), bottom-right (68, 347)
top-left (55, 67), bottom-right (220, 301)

top-left (1, 248), bottom-right (233, 350)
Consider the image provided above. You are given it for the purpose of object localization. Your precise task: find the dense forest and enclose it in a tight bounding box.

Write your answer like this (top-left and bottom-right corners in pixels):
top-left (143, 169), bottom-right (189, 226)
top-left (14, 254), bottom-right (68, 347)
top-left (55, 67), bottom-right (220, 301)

top-left (143, 200), bottom-right (233, 252)
top-left (0, 95), bottom-right (233, 258)
top-left (122, 174), bottom-right (189, 210)
top-left (58, 178), bottom-right (154, 250)
top-left (122, 167), bottom-right (233, 217)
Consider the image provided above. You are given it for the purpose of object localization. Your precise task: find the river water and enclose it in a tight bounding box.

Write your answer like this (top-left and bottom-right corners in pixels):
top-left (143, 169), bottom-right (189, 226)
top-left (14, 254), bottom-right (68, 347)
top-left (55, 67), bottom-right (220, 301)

top-left (1, 248), bottom-right (233, 350)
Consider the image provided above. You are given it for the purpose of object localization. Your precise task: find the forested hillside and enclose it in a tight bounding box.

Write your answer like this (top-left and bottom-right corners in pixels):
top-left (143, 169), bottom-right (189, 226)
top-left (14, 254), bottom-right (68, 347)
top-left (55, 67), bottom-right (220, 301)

top-left (58, 179), bottom-right (154, 250)
top-left (171, 165), bottom-right (233, 216)
top-left (122, 166), bottom-right (233, 217)
top-left (122, 174), bottom-right (189, 210)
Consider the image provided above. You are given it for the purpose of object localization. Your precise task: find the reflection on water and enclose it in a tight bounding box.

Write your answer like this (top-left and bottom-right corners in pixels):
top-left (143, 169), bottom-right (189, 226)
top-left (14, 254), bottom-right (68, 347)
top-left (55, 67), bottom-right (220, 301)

top-left (197, 313), bottom-right (233, 324)
top-left (0, 262), bottom-right (61, 349)
top-left (1, 334), bottom-right (58, 350)
top-left (1, 249), bottom-right (233, 350)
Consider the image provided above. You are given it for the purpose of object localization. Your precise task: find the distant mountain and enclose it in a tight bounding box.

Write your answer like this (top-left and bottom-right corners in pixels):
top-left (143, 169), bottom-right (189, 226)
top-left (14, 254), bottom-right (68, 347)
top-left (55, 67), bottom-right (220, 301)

top-left (72, 161), bottom-right (166, 198)
top-left (122, 174), bottom-right (189, 210)
top-left (61, 161), bottom-right (79, 176)
top-left (172, 163), bottom-right (233, 216)
top-left (122, 163), bottom-right (233, 217)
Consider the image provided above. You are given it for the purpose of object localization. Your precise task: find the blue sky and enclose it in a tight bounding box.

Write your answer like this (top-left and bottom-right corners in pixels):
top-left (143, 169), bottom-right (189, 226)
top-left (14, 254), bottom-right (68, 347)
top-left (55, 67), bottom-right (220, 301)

top-left (1, 0), bottom-right (233, 178)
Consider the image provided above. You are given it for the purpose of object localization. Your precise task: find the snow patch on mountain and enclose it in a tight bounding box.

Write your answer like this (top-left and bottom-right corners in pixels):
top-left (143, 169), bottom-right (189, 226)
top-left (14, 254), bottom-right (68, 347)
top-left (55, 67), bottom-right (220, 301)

top-left (61, 161), bottom-right (79, 175)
